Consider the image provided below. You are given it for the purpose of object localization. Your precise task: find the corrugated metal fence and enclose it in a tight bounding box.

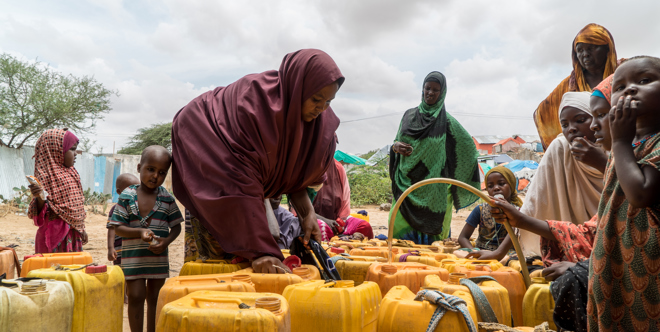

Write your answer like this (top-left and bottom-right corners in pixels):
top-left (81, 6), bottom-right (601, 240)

top-left (0, 146), bottom-right (172, 203)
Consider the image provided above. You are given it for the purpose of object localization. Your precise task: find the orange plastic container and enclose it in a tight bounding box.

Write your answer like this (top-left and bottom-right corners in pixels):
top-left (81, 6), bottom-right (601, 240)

top-left (0, 247), bottom-right (19, 279)
top-left (21, 252), bottom-right (93, 277)
top-left (349, 247), bottom-right (400, 259)
top-left (283, 280), bottom-right (381, 332)
top-left (179, 259), bottom-right (250, 276)
top-left (378, 285), bottom-right (477, 332)
top-left (157, 291), bottom-right (290, 332)
top-left (424, 273), bottom-right (511, 326)
top-left (335, 260), bottom-right (375, 286)
top-left (365, 262), bottom-right (449, 295)
top-left (156, 275), bottom-right (256, 323)
top-left (462, 266), bottom-right (526, 326)
top-left (440, 258), bottom-right (504, 273)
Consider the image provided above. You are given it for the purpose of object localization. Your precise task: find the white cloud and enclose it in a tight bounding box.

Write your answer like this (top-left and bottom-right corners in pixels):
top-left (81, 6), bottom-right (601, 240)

top-left (1, 0), bottom-right (660, 155)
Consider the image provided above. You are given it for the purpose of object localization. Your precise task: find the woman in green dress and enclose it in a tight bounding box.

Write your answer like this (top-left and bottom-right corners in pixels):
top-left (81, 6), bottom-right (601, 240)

top-left (389, 71), bottom-right (480, 244)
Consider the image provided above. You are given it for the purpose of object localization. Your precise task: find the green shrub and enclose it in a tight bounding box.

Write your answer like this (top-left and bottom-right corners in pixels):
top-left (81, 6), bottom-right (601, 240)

top-left (347, 163), bottom-right (392, 206)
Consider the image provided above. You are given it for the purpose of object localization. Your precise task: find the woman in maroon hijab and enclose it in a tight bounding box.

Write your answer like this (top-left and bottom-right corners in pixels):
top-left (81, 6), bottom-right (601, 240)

top-left (172, 49), bottom-right (344, 273)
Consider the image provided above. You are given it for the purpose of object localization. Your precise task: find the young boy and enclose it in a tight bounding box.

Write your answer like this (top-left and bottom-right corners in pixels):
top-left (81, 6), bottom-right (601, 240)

top-left (107, 173), bottom-right (140, 265)
top-left (109, 146), bottom-right (183, 332)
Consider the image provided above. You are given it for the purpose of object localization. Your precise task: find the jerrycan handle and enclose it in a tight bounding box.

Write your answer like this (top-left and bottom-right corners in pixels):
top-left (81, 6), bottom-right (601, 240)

top-left (201, 259), bottom-right (227, 263)
top-left (177, 277), bottom-right (225, 284)
top-left (191, 297), bottom-right (243, 306)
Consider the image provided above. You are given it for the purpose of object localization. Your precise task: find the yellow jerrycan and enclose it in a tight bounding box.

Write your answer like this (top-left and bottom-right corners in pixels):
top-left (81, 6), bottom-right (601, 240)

top-left (156, 274), bottom-right (256, 323)
top-left (349, 247), bottom-right (400, 259)
top-left (158, 291), bottom-right (290, 332)
top-left (335, 260), bottom-right (375, 286)
top-left (365, 262), bottom-right (449, 295)
top-left (179, 259), bottom-right (250, 276)
top-left (463, 266), bottom-right (526, 327)
top-left (0, 247), bottom-right (19, 279)
top-left (522, 277), bottom-right (556, 330)
top-left (21, 252), bottom-right (93, 277)
top-left (395, 250), bottom-right (444, 267)
top-left (283, 280), bottom-right (381, 332)
top-left (424, 273), bottom-right (511, 326)
top-left (26, 264), bottom-right (124, 332)
top-left (378, 285), bottom-right (478, 332)
top-left (0, 279), bottom-right (74, 332)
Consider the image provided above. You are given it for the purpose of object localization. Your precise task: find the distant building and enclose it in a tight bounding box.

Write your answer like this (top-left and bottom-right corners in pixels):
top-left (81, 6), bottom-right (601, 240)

top-left (472, 135), bottom-right (509, 154)
top-left (473, 134), bottom-right (541, 154)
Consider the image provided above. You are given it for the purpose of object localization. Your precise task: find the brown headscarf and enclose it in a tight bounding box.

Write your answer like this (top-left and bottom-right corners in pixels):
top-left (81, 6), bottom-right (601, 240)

top-left (171, 49), bottom-right (344, 261)
top-left (534, 23), bottom-right (618, 150)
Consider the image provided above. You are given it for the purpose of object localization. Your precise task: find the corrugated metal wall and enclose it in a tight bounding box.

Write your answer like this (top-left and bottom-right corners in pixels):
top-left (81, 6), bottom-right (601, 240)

top-left (0, 146), bottom-right (28, 199)
top-left (94, 156), bottom-right (106, 193)
top-left (1, 147), bottom-right (170, 202)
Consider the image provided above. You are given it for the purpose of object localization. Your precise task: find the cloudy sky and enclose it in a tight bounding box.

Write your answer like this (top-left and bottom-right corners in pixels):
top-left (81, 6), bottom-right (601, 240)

top-left (1, 1), bottom-right (659, 155)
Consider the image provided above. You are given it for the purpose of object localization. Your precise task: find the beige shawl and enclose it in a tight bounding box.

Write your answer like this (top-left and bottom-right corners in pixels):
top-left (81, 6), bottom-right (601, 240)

top-left (519, 134), bottom-right (604, 256)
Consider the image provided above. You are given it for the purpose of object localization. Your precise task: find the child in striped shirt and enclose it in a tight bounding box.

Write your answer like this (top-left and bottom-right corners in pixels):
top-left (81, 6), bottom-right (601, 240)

top-left (109, 146), bottom-right (182, 332)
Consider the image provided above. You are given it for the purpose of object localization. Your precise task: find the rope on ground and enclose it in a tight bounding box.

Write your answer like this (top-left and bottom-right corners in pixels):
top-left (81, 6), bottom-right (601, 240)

top-left (414, 289), bottom-right (477, 332)
top-left (478, 322), bottom-right (556, 332)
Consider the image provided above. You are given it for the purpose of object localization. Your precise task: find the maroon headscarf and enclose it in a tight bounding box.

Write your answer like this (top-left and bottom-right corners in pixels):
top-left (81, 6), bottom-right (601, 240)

top-left (171, 49), bottom-right (343, 261)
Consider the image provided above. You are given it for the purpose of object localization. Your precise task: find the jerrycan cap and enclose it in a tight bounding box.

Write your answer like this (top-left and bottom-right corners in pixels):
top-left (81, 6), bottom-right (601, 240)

top-left (330, 247), bottom-right (345, 254)
top-left (282, 255), bottom-right (302, 270)
top-left (85, 265), bottom-right (107, 274)
top-left (24, 254), bottom-right (43, 261)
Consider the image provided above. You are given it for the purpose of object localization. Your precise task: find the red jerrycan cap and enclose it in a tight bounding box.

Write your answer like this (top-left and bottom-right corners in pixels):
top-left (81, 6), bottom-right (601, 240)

top-left (85, 265), bottom-right (107, 274)
top-left (330, 247), bottom-right (345, 254)
top-left (23, 254), bottom-right (43, 261)
top-left (282, 256), bottom-right (301, 270)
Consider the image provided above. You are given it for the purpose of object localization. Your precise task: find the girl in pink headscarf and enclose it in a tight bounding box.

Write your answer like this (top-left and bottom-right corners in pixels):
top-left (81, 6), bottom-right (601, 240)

top-left (28, 128), bottom-right (87, 253)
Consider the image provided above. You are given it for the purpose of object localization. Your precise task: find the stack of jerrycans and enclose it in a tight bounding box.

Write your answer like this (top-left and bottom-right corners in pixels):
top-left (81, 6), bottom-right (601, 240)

top-left (27, 264), bottom-right (124, 332)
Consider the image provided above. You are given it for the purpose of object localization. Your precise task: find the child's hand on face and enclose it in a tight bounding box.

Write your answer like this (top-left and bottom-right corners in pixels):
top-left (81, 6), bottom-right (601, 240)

top-left (148, 237), bottom-right (167, 254)
top-left (571, 137), bottom-right (606, 165)
top-left (609, 95), bottom-right (639, 144)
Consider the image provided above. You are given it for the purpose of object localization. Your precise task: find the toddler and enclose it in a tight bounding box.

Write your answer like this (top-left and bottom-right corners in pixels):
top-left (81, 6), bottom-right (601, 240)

top-left (109, 146), bottom-right (182, 332)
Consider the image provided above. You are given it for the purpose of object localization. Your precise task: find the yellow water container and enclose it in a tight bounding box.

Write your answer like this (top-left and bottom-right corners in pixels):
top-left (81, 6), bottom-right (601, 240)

top-left (529, 269), bottom-right (544, 278)
top-left (329, 241), bottom-right (371, 249)
top-left (395, 253), bottom-right (443, 267)
top-left (422, 252), bottom-right (458, 261)
top-left (378, 285), bottom-right (478, 332)
top-left (230, 270), bottom-right (307, 294)
top-left (179, 259), bottom-right (250, 276)
top-left (0, 279), bottom-right (74, 332)
top-left (346, 256), bottom-right (387, 262)
top-left (424, 273), bottom-right (511, 326)
top-left (349, 247), bottom-right (400, 259)
top-left (440, 259), bottom-right (504, 273)
top-left (523, 277), bottom-right (556, 330)
top-left (335, 260), bottom-right (375, 286)
top-left (21, 252), bottom-right (93, 277)
top-left (365, 262), bottom-right (449, 295)
top-left (461, 266), bottom-right (526, 327)
top-left (281, 249), bottom-right (290, 258)
top-left (156, 275), bottom-right (256, 323)
top-left (158, 291), bottom-right (291, 331)
top-left (283, 280), bottom-right (381, 332)
top-left (26, 264), bottom-right (124, 332)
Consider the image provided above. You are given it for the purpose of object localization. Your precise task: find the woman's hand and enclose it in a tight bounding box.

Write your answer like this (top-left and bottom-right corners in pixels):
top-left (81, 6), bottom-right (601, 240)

top-left (82, 230), bottom-right (89, 245)
top-left (466, 249), bottom-right (504, 260)
top-left (571, 137), bottom-right (608, 172)
top-left (609, 95), bottom-right (638, 144)
top-left (288, 190), bottom-right (322, 245)
top-left (542, 261), bottom-right (576, 281)
top-left (489, 196), bottom-right (524, 228)
top-left (252, 256), bottom-right (290, 274)
top-left (300, 215), bottom-right (322, 246)
top-left (393, 142), bottom-right (413, 156)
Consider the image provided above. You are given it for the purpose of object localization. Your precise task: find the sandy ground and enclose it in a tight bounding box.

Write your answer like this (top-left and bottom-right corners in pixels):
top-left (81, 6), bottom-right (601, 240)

top-left (0, 202), bottom-right (475, 331)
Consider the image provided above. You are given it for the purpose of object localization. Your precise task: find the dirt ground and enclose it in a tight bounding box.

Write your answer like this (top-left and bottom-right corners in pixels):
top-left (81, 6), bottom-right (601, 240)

top-left (0, 201), bottom-right (477, 331)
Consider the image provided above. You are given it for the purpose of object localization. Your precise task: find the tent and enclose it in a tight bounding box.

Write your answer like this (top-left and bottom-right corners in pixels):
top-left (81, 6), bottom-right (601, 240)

top-left (504, 160), bottom-right (539, 173)
top-left (334, 150), bottom-right (368, 165)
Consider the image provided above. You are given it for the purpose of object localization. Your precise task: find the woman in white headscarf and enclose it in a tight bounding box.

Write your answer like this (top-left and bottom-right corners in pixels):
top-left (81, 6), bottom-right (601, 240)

top-left (518, 91), bottom-right (608, 256)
